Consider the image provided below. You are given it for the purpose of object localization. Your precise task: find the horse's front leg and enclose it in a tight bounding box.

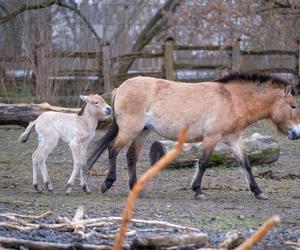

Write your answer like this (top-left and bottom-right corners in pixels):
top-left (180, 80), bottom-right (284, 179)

top-left (192, 134), bottom-right (220, 200)
top-left (228, 137), bottom-right (268, 200)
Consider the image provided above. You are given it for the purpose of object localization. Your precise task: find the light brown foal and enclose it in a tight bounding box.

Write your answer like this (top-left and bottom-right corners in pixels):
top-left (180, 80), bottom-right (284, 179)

top-left (87, 73), bottom-right (300, 200)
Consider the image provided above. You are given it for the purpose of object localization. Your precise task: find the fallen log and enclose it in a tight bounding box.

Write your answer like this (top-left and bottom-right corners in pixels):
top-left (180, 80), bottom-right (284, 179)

top-left (149, 133), bottom-right (279, 168)
top-left (131, 233), bottom-right (210, 250)
top-left (0, 236), bottom-right (111, 250)
top-left (0, 102), bottom-right (112, 128)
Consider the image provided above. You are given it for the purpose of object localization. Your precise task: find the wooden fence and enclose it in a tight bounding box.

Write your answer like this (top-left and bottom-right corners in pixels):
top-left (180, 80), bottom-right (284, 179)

top-left (107, 37), bottom-right (300, 89)
top-left (1, 39), bottom-right (300, 102)
top-left (0, 43), bottom-right (103, 103)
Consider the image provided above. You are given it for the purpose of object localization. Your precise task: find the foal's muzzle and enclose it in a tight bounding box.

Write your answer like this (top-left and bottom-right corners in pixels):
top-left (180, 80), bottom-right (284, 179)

top-left (104, 106), bottom-right (112, 115)
top-left (288, 125), bottom-right (300, 140)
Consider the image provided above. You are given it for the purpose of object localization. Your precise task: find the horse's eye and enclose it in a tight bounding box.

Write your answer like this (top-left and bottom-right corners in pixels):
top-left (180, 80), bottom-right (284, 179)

top-left (95, 101), bottom-right (98, 105)
top-left (290, 104), bottom-right (296, 109)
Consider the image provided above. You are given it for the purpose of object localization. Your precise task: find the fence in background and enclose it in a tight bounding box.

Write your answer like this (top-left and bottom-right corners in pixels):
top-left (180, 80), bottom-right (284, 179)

top-left (1, 38), bottom-right (300, 104)
top-left (107, 37), bottom-right (300, 89)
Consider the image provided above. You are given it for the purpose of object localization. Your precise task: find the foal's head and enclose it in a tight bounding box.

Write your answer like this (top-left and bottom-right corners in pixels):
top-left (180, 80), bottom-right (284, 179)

top-left (79, 94), bottom-right (111, 120)
top-left (269, 84), bottom-right (300, 140)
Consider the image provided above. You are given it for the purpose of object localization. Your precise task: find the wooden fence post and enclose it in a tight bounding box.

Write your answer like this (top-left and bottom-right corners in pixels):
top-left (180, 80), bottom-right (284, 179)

top-left (232, 38), bottom-right (241, 72)
top-left (164, 37), bottom-right (174, 80)
top-left (297, 39), bottom-right (300, 87)
top-left (102, 42), bottom-right (112, 93)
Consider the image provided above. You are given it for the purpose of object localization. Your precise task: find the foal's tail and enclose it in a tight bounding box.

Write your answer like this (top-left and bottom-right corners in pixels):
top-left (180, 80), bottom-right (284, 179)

top-left (19, 120), bottom-right (36, 143)
top-left (86, 88), bottom-right (119, 171)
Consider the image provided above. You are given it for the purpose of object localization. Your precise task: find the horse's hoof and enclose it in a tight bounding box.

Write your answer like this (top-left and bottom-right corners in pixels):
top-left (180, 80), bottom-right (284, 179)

top-left (100, 182), bottom-right (109, 193)
top-left (256, 193), bottom-right (268, 200)
top-left (33, 184), bottom-right (42, 193)
top-left (194, 194), bottom-right (207, 201)
top-left (82, 185), bottom-right (91, 194)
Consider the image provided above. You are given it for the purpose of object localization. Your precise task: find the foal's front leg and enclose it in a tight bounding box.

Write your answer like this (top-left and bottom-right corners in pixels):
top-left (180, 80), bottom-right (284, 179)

top-left (66, 141), bottom-right (89, 194)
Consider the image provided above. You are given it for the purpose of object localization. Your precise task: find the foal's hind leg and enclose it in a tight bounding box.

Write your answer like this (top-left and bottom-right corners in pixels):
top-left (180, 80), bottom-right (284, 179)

top-left (126, 129), bottom-right (150, 189)
top-left (33, 133), bottom-right (59, 192)
top-left (32, 149), bottom-right (42, 193)
top-left (227, 137), bottom-right (268, 200)
top-left (192, 134), bottom-right (221, 200)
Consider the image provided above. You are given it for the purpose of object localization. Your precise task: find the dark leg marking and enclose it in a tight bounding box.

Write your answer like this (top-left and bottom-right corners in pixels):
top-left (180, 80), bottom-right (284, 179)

top-left (101, 145), bottom-right (118, 193)
top-left (192, 153), bottom-right (211, 200)
top-left (240, 156), bottom-right (267, 200)
top-left (126, 142), bottom-right (137, 190)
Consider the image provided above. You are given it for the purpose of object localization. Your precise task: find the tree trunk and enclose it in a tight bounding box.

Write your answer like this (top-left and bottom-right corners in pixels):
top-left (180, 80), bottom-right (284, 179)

top-left (117, 0), bottom-right (179, 78)
top-left (0, 103), bottom-right (111, 128)
top-left (149, 133), bottom-right (280, 168)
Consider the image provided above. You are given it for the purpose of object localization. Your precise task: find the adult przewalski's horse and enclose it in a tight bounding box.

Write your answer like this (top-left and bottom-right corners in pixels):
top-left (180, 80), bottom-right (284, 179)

top-left (87, 73), bottom-right (300, 200)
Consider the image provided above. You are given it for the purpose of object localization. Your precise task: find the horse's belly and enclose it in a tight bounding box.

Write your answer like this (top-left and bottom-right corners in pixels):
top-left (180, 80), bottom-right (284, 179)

top-left (146, 117), bottom-right (204, 142)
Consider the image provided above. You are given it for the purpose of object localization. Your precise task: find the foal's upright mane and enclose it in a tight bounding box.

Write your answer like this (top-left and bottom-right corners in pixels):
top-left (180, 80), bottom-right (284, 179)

top-left (77, 102), bottom-right (87, 116)
top-left (214, 72), bottom-right (295, 95)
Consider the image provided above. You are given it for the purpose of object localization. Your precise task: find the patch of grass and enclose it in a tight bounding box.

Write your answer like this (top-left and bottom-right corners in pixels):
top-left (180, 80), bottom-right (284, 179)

top-left (191, 212), bottom-right (260, 231)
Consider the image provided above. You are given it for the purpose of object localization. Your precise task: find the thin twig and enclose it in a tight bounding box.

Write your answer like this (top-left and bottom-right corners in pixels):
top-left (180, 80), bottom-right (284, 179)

top-left (0, 211), bottom-right (52, 221)
top-left (113, 127), bottom-right (189, 250)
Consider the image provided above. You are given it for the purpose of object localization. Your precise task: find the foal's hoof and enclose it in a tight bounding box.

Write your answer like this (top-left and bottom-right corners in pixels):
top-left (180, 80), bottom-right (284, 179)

top-left (65, 184), bottom-right (72, 195)
top-left (82, 185), bottom-right (91, 194)
top-left (100, 182), bottom-right (109, 193)
top-left (45, 182), bottom-right (53, 193)
top-left (255, 193), bottom-right (269, 200)
top-left (33, 184), bottom-right (42, 193)
top-left (194, 194), bottom-right (207, 201)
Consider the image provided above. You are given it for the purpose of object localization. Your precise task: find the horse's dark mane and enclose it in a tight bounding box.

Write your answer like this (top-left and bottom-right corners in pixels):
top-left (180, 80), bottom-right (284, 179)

top-left (214, 72), bottom-right (295, 95)
top-left (77, 102), bottom-right (87, 116)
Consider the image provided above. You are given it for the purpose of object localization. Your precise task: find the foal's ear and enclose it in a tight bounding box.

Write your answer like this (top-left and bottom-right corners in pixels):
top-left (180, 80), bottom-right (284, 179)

top-left (80, 95), bottom-right (90, 103)
top-left (284, 85), bottom-right (293, 96)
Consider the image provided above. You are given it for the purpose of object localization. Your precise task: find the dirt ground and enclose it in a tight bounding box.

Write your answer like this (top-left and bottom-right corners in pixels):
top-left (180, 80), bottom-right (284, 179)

top-left (0, 118), bottom-right (299, 249)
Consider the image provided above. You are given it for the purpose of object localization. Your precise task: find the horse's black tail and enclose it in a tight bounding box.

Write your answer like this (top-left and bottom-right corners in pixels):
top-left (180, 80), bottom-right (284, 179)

top-left (86, 89), bottom-right (119, 171)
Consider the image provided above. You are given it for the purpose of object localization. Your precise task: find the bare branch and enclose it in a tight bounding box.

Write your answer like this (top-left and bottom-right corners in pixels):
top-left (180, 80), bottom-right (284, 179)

top-left (0, 0), bottom-right (57, 25)
top-left (117, 0), bottom-right (180, 76)
top-left (0, 0), bottom-right (104, 46)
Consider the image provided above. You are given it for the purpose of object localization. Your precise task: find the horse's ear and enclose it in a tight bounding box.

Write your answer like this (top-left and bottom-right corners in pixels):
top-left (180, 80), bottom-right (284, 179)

top-left (284, 85), bottom-right (292, 96)
top-left (80, 95), bottom-right (89, 103)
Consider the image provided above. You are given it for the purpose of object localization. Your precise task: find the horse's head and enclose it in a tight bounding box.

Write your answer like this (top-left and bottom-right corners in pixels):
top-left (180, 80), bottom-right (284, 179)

top-left (270, 85), bottom-right (300, 140)
top-left (80, 94), bottom-right (111, 119)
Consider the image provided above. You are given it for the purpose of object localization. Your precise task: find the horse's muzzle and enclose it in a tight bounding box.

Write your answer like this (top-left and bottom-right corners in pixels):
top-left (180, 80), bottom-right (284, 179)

top-left (288, 125), bottom-right (300, 140)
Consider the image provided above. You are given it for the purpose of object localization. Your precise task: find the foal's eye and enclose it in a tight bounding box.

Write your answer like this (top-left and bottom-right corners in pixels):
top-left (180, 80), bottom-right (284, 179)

top-left (290, 104), bottom-right (296, 109)
top-left (95, 101), bottom-right (99, 105)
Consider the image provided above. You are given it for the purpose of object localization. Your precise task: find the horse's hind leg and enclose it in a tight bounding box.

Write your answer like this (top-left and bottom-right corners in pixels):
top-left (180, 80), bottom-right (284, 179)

top-left (227, 137), bottom-right (268, 200)
top-left (101, 128), bottom-right (143, 193)
top-left (192, 134), bottom-right (221, 200)
top-left (126, 129), bottom-right (150, 189)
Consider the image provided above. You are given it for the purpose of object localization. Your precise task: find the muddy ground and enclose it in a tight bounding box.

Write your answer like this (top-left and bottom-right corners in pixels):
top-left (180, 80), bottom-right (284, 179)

top-left (0, 119), bottom-right (299, 249)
